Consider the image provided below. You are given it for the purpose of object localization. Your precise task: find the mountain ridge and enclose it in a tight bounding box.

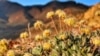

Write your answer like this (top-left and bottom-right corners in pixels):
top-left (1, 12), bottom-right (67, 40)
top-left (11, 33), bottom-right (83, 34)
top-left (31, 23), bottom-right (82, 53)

top-left (0, 1), bottom-right (92, 39)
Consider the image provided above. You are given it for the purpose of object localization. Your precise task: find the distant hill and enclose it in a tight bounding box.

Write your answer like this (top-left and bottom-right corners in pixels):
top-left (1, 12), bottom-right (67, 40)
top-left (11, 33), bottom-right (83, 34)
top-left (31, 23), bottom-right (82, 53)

top-left (0, 1), bottom-right (91, 39)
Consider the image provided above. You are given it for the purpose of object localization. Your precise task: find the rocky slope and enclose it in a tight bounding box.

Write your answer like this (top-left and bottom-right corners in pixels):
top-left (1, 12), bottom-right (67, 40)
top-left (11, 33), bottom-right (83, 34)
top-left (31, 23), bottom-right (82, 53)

top-left (0, 1), bottom-right (94, 39)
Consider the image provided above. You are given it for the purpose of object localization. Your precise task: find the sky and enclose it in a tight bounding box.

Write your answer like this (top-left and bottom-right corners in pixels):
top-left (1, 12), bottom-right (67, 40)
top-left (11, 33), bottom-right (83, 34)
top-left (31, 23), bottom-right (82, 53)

top-left (9, 0), bottom-right (100, 6)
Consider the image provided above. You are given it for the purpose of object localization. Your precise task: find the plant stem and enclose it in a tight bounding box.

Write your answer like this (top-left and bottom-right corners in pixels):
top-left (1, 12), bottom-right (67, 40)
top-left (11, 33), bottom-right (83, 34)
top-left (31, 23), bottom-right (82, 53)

top-left (28, 23), bottom-right (31, 38)
top-left (39, 26), bottom-right (43, 33)
top-left (59, 18), bottom-right (62, 32)
top-left (51, 18), bottom-right (58, 34)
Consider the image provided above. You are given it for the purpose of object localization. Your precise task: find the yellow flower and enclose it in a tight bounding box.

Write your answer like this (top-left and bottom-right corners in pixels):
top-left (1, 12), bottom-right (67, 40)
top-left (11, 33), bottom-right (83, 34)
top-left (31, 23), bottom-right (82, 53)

top-left (43, 29), bottom-right (51, 38)
top-left (43, 42), bottom-right (52, 50)
top-left (55, 9), bottom-right (66, 19)
top-left (91, 37), bottom-right (100, 46)
top-left (58, 33), bottom-right (66, 40)
top-left (0, 39), bottom-right (8, 45)
top-left (35, 34), bottom-right (43, 41)
top-left (0, 45), bottom-right (7, 54)
top-left (81, 28), bottom-right (91, 34)
top-left (34, 20), bottom-right (44, 30)
top-left (7, 50), bottom-right (15, 56)
top-left (20, 31), bottom-right (28, 39)
top-left (87, 53), bottom-right (93, 56)
top-left (64, 17), bottom-right (76, 26)
top-left (46, 11), bottom-right (55, 19)
top-left (23, 53), bottom-right (33, 56)
top-left (95, 10), bottom-right (100, 16)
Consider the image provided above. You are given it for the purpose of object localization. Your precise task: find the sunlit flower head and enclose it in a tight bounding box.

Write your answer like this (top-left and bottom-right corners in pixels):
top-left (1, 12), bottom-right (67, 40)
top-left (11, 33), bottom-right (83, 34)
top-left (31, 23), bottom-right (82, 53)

top-left (7, 50), bottom-right (15, 56)
top-left (81, 27), bottom-right (91, 34)
top-left (23, 53), bottom-right (33, 56)
top-left (20, 31), bottom-right (28, 39)
top-left (46, 11), bottom-right (55, 19)
top-left (43, 42), bottom-right (52, 51)
top-left (55, 9), bottom-right (67, 19)
top-left (35, 34), bottom-right (43, 41)
top-left (0, 45), bottom-right (7, 54)
top-left (64, 17), bottom-right (76, 26)
top-left (0, 39), bottom-right (8, 45)
top-left (43, 29), bottom-right (52, 38)
top-left (95, 10), bottom-right (100, 16)
top-left (58, 33), bottom-right (67, 40)
top-left (91, 37), bottom-right (100, 46)
top-left (34, 20), bottom-right (44, 30)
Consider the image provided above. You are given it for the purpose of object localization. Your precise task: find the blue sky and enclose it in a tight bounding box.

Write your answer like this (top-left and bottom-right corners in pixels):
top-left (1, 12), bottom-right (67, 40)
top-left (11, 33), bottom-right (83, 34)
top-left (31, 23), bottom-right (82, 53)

top-left (9, 0), bottom-right (100, 6)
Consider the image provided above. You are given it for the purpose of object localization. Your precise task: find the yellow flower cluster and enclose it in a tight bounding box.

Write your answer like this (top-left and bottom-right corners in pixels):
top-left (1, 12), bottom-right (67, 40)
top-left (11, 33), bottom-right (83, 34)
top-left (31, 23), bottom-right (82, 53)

top-left (80, 28), bottom-right (91, 34)
top-left (43, 42), bottom-right (52, 51)
top-left (91, 37), bottom-right (100, 46)
top-left (35, 34), bottom-right (43, 41)
top-left (95, 10), bottom-right (100, 16)
top-left (23, 53), bottom-right (33, 56)
top-left (55, 9), bottom-right (67, 19)
top-left (0, 39), bottom-right (8, 54)
top-left (34, 20), bottom-right (44, 30)
top-left (20, 31), bottom-right (29, 39)
top-left (46, 11), bottom-right (55, 19)
top-left (58, 33), bottom-right (67, 40)
top-left (0, 39), bottom-right (8, 45)
top-left (7, 50), bottom-right (15, 56)
top-left (46, 9), bottom-right (67, 20)
top-left (64, 17), bottom-right (76, 26)
top-left (43, 29), bottom-right (51, 38)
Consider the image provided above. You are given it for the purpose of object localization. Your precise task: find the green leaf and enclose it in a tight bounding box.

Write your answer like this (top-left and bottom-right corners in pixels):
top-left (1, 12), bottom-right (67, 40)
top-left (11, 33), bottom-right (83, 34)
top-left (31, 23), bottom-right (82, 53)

top-left (31, 46), bottom-right (42, 55)
top-left (62, 51), bottom-right (69, 56)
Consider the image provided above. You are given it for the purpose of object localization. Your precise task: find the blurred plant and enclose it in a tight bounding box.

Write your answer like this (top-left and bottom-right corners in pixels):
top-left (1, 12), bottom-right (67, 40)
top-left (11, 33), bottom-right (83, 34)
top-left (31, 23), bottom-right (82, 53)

top-left (35, 34), bottom-right (43, 41)
top-left (91, 37), bottom-right (100, 46)
top-left (95, 10), bottom-right (100, 16)
top-left (80, 27), bottom-right (91, 35)
top-left (20, 31), bottom-right (29, 39)
top-left (0, 39), bottom-right (8, 54)
top-left (58, 33), bottom-right (67, 40)
top-left (43, 42), bottom-right (52, 51)
top-left (34, 20), bottom-right (44, 32)
top-left (46, 11), bottom-right (58, 34)
top-left (43, 29), bottom-right (52, 39)
top-left (23, 53), bottom-right (33, 56)
top-left (63, 17), bottom-right (76, 27)
top-left (55, 9), bottom-right (67, 31)
top-left (6, 50), bottom-right (15, 56)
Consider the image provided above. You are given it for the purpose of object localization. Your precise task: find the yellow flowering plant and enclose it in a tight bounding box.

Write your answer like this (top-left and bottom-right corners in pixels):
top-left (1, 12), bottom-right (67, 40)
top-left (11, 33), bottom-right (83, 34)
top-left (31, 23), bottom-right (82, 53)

top-left (80, 27), bottom-right (91, 34)
top-left (35, 34), bottom-right (43, 41)
top-left (91, 37), bottom-right (100, 46)
top-left (55, 9), bottom-right (67, 20)
top-left (46, 11), bottom-right (58, 34)
top-left (43, 42), bottom-right (52, 51)
top-left (20, 31), bottom-right (29, 39)
top-left (55, 9), bottom-right (67, 32)
top-left (43, 29), bottom-right (52, 38)
top-left (34, 20), bottom-right (44, 31)
top-left (0, 45), bottom-right (7, 54)
top-left (64, 17), bottom-right (76, 27)
top-left (46, 11), bottom-right (55, 19)
top-left (23, 53), bottom-right (33, 56)
top-left (6, 50), bottom-right (15, 56)
top-left (58, 33), bottom-right (67, 40)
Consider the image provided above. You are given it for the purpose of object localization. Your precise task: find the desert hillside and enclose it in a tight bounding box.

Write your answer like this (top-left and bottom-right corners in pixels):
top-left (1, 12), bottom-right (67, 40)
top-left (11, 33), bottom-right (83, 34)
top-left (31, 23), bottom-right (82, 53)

top-left (0, 1), bottom-right (100, 56)
top-left (0, 1), bottom-right (90, 38)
